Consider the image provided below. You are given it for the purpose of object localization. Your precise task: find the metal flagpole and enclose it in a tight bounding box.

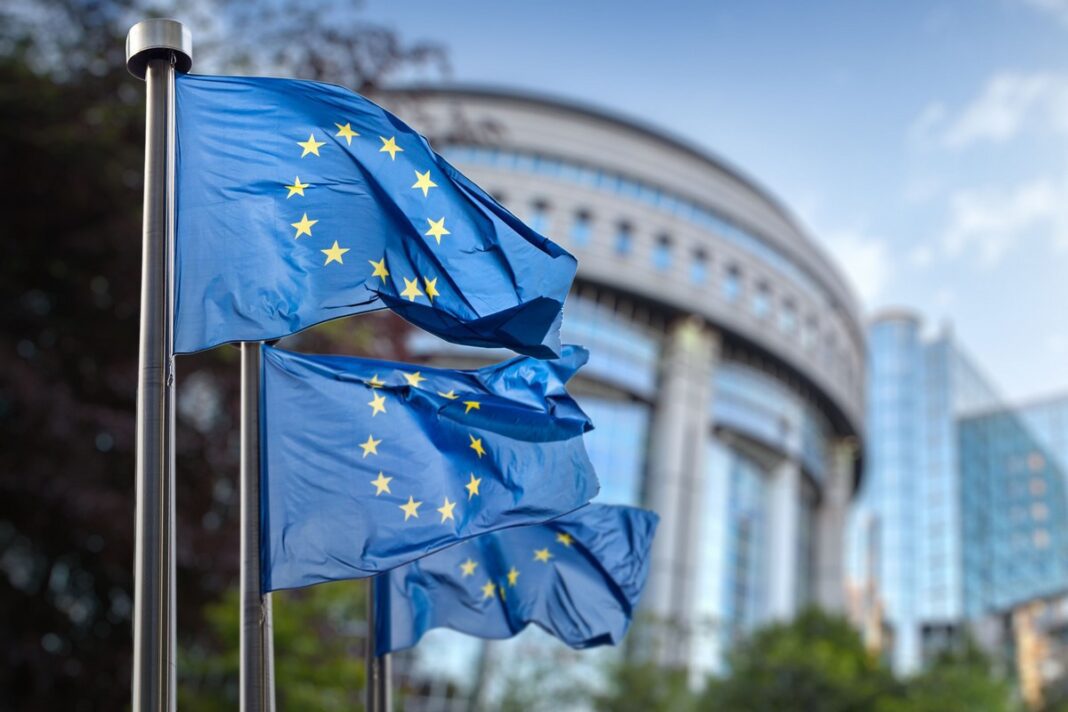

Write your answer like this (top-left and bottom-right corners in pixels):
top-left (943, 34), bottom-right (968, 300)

top-left (366, 577), bottom-right (392, 712)
top-left (240, 342), bottom-right (276, 711)
top-left (125, 19), bottom-right (191, 712)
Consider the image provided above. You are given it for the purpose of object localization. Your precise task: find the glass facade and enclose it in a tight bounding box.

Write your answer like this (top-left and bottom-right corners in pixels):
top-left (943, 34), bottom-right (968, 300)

top-left (960, 407), bottom-right (1068, 616)
top-left (846, 316), bottom-right (1068, 675)
top-left (692, 441), bottom-right (769, 675)
top-left (713, 362), bottom-right (832, 483)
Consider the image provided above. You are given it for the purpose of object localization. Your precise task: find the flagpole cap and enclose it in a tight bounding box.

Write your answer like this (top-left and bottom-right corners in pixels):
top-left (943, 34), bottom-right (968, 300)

top-left (126, 19), bottom-right (192, 79)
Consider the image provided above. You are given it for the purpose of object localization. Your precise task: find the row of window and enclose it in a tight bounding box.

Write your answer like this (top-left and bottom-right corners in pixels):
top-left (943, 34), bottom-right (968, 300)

top-left (521, 196), bottom-right (854, 380)
top-left (443, 145), bottom-right (835, 307)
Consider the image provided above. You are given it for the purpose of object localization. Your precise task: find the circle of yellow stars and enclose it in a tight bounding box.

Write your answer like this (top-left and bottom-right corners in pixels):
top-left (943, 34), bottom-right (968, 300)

top-left (463, 530), bottom-right (575, 603)
top-left (281, 121), bottom-right (453, 307)
top-left (355, 367), bottom-right (489, 528)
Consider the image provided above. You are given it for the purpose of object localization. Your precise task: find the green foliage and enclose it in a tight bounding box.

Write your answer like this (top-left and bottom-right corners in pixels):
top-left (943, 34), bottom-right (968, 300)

top-left (877, 640), bottom-right (1017, 712)
top-left (699, 608), bottom-right (899, 712)
top-left (179, 580), bottom-right (368, 710)
top-left (590, 659), bottom-right (696, 712)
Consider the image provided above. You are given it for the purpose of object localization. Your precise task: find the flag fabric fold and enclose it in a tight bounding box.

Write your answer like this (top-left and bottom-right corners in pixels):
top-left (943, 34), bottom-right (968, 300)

top-left (260, 344), bottom-right (599, 592)
top-left (174, 74), bottom-right (576, 356)
top-left (374, 504), bottom-right (659, 654)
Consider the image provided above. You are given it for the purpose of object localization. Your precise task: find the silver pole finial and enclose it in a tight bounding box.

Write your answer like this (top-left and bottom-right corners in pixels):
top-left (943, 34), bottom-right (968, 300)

top-left (126, 19), bottom-right (192, 79)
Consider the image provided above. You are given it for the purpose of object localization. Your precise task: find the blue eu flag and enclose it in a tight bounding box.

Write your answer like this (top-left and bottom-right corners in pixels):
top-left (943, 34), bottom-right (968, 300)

top-left (174, 74), bottom-right (576, 356)
top-left (260, 344), bottom-right (599, 592)
top-left (374, 504), bottom-right (658, 653)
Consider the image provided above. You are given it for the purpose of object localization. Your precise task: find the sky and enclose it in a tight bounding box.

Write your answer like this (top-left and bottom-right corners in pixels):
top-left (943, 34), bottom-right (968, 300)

top-left (355, 0), bottom-right (1068, 402)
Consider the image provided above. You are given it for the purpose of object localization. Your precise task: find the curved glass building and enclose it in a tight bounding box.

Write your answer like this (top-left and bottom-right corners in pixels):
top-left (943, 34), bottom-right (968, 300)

top-left (382, 86), bottom-right (867, 700)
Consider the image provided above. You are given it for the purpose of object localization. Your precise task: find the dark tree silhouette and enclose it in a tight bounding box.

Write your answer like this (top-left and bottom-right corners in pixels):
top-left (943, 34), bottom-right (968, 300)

top-left (0, 1), bottom-right (443, 708)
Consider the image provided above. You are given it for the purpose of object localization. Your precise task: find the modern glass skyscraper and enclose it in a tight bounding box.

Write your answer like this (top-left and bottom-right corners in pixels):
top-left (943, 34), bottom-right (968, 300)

top-left (379, 85), bottom-right (867, 707)
top-left (851, 313), bottom-right (1068, 691)
top-left (848, 313), bottom-right (1000, 673)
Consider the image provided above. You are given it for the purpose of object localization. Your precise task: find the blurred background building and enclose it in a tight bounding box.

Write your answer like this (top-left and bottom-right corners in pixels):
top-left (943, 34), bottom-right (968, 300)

top-left (848, 313), bottom-right (1068, 708)
top-left (379, 85), bottom-right (868, 707)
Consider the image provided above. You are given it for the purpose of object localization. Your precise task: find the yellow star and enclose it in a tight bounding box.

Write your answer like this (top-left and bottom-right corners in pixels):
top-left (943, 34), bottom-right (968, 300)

top-left (399, 496), bottom-right (422, 521)
top-left (423, 277), bottom-right (440, 302)
top-left (370, 472), bottom-right (392, 496)
top-left (400, 277), bottom-right (424, 302)
top-left (368, 374), bottom-right (385, 388)
top-left (367, 392), bottom-right (387, 416)
top-left (556, 532), bottom-right (574, 547)
top-left (335, 122), bottom-right (359, 145)
top-left (369, 257), bottom-right (389, 282)
top-left (285, 176), bottom-right (309, 198)
top-left (481, 581), bottom-right (496, 599)
top-left (321, 241), bottom-right (350, 265)
top-left (507, 567), bottom-right (520, 587)
top-left (291, 213), bottom-right (318, 239)
top-left (438, 389), bottom-right (459, 400)
top-left (412, 170), bottom-right (438, 197)
top-left (298, 133), bottom-right (325, 157)
top-left (379, 136), bottom-right (403, 160)
top-left (534, 548), bottom-right (552, 563)
top-left (424, 217), bottom-right (450, 245)
top-left (437, 497), bottom-right (457, 523)
top-left (460, 559), bottom-right (478, 577)
top-left (463, 401), bottom-right (480, 414)
top-left (359, 434), bottom-right (381, 457)
top-left (498, 584), bottom-right (507, 600)
top-left (469, 434), bottom-right (485, 458)
top-left (465, 473), bottom-right (481, 499)
top-left (403, 371), bottom-right (426, 388)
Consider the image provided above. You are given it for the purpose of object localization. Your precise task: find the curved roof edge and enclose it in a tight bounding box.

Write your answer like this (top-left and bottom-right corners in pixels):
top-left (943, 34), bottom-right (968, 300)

top-left (384, 81), bottom-right (866, 336)
top-left (871, 307), bottom-right (922, 325)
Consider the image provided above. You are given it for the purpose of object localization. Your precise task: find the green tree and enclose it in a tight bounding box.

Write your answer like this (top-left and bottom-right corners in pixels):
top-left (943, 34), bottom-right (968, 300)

top-left (698, 608), bottom-right (899, 712)
top-left (179, 581), bottom-right (368, 710)
top-left (879, 640), bottom-right (1017, 712)
top-left (590, 659), bottom-right (696, 712)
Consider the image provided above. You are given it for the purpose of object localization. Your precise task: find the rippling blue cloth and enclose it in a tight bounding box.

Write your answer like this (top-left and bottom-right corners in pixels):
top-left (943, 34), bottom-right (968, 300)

top-left (260, 344), bottom-right (599, 592)
top-left (174, 74), bottom-right (575, 356)
top-left (374, 504), bottom-right (658, 653)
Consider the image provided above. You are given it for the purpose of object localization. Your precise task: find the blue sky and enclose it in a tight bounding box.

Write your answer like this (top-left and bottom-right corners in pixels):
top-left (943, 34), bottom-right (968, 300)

top-left (370, 1), bottom-right (1068, 400)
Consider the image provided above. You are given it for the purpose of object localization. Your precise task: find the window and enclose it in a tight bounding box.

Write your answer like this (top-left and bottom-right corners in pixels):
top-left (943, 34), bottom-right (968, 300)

top-left (615, 222), bottom-right (633, 256)
top-left (752, 281), bottom-right (770, 318)
top-left (570, 210), bottom-right (592, 246)
top-left (780, 299), bottom-right (797, 334)
top-left (803, 316), bottom-right (818, 350)
top-left (653, 234), bottom-right (672, 270)
top-left (529, 199), bottom-right (549, 234)
top-left (690, 249), bottom-right (709, 285)
top-left (723, 264), bottom-right (741, 302)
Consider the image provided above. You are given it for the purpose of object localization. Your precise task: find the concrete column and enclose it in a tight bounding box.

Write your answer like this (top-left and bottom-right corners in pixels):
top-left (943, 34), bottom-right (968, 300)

top-left (644, 317), bottom-right (718, 667)
top-left (814, 438), bottom-right (857, 613)
top-left (766, 457), bottom-right (801, 620)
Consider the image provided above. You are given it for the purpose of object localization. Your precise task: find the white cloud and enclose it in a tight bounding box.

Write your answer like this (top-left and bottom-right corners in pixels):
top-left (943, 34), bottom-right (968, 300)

top-left (821, 229), bottom-right (892, 306)
top-left (912, 72), bottom-right (1068, 149)
top-left (942, 174), bottom-right (1068, 265)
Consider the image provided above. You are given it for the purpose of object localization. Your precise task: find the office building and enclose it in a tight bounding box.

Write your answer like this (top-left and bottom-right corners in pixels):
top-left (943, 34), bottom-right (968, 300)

top-left (850, 314), bottom-right (1068, 703)
top-left (379, 85), bottom-right (867, 707)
